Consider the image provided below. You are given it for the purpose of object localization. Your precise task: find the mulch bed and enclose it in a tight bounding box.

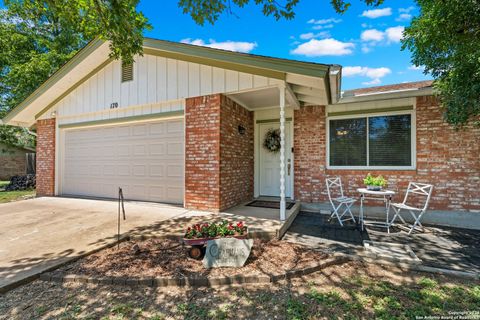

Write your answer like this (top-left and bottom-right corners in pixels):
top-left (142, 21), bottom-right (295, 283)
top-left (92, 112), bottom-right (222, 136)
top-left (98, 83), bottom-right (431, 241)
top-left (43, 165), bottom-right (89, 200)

top-left (52, 239), bottom-right (328, 279)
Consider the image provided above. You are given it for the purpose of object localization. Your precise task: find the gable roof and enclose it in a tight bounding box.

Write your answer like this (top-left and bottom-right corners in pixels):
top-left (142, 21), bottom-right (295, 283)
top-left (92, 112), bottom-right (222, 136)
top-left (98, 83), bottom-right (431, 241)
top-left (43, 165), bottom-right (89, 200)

top-left (3, 38), bottom-right (336, 127)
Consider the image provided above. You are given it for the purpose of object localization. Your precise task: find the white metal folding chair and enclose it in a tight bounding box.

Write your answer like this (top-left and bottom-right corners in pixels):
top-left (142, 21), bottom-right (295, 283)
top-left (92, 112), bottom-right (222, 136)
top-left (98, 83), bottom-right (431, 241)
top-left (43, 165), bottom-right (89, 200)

top-left (388, 182), bottom-right (433, 235)
top-left (325, 177), bottom-right (356, 226)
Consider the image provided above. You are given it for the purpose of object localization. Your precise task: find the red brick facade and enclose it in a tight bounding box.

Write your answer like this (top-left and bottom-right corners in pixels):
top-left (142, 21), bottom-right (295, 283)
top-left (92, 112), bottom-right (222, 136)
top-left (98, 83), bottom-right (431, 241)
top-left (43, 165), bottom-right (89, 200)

top-left (185, 94), bottom-right (253, 211)
top-left (219, 95), bottom-right (254, 209)
top-left (36, 118), bottom-right (56, 196)
top-left (293, 96), bottom-right (480, 212)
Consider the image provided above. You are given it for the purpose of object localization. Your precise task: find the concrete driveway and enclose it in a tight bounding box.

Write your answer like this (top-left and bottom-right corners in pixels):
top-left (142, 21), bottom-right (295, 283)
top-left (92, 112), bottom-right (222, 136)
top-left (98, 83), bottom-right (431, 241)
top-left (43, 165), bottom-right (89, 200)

top-left (0, 197), bottom-right (190, 292)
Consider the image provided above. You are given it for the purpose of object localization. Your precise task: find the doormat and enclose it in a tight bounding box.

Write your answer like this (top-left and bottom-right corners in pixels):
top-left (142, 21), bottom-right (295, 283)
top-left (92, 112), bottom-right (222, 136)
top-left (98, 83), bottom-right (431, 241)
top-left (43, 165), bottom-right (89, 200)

top-left (246, 200), bottom-right (295, 210)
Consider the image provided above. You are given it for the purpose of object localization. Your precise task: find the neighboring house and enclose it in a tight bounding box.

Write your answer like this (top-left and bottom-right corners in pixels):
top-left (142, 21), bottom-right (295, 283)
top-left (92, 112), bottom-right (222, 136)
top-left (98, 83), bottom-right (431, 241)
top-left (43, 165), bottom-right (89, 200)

top-left (0, 142), bottom-right (36, 180)
top-left (2, 38), bottom-right (479, 223)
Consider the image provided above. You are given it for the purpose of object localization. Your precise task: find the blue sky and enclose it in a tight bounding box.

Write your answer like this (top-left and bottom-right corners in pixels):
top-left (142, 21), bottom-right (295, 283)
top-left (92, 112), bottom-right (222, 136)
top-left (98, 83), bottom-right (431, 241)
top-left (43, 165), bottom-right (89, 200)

top-left (139, 0), bottom-right (431, 90)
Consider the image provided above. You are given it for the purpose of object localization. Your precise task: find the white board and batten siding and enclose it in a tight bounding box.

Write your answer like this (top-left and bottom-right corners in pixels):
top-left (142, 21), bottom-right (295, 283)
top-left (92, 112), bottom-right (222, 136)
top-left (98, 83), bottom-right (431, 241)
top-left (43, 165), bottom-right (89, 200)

top-left (42, 54), bottom-right (283, 125)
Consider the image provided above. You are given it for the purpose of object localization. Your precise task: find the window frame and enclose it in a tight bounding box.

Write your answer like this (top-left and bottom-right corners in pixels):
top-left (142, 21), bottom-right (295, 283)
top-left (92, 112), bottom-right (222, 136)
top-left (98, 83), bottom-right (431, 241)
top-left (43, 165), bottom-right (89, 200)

top-left (326, 109), bottom-right (416, 170)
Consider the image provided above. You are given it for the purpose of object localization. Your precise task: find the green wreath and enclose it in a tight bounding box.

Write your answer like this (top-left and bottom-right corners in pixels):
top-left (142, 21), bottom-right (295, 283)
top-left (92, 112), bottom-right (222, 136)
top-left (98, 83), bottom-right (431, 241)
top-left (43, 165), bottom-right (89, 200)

top-left (263, 128), bottom-right (281, 153)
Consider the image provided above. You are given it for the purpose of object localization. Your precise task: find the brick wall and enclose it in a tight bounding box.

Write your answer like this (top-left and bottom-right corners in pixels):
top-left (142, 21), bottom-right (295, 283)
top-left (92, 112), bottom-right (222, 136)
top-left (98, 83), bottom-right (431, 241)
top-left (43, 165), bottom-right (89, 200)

top-left (0, 144), bottom-right (27, 180)
top-left (185, 95), bottom-right (221, 211)
top-left (219, 95), bottom-right (254, 210)
top-left (185, 94), bottom-right (253, 212)
top-left (36, 118), bottom-right (56, 196)
top-left (293, 105), bottom-right (326, 202)
top-left (294, 96), bottom-right (480, 212)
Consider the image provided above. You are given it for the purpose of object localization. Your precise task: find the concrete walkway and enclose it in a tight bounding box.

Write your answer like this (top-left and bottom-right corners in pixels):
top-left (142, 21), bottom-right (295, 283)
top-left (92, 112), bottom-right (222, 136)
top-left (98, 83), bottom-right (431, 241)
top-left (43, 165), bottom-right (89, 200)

top-left (0, 197), bottom-right (190, 292)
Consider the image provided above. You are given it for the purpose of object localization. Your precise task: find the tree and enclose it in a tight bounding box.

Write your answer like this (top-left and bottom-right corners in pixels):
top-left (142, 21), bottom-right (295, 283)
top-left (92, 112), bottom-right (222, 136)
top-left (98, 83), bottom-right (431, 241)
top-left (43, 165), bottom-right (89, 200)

top-left (0, 3), bottom-right (87, 148)
top-left (402, 0), bottom-right (480, 127)
top-left (178, 0), bottom-right (383, 25)
top-left (4, 0), bottom-right (150, 64)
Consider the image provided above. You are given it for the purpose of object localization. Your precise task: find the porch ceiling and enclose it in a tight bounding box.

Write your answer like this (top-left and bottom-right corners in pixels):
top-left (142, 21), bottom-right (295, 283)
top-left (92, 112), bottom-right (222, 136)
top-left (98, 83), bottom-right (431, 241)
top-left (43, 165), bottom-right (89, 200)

top-left (227, 74), bottom-right (329, 110)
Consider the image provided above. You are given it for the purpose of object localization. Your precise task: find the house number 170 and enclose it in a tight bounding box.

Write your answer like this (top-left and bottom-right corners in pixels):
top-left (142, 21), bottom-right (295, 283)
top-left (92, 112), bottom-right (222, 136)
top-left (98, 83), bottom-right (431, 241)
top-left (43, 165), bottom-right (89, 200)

top-left (110, 102), bottom-right (119, 109)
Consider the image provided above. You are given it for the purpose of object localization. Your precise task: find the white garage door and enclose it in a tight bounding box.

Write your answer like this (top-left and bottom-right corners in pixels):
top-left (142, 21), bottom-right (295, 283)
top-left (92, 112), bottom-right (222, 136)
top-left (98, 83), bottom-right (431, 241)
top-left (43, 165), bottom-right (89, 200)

top-left (61, 118), bottom-right (184, 203)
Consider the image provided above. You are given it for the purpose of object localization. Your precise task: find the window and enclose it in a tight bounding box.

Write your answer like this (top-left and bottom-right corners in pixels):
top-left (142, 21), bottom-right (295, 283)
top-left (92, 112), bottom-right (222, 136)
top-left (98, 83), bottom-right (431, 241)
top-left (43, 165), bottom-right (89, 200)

top-left (328, 113), bottom-right (413, 168)
top-left (121, 61), bottom-right (133, 82)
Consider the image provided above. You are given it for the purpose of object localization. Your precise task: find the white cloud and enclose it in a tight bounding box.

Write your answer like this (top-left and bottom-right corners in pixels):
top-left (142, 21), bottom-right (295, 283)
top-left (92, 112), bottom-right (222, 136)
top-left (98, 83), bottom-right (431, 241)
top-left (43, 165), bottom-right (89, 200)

top-left (291, 38), bottom-right (354, 57)
top-left (307, 18), bottom-right (341, 24)
top-left (361, 29), bottom-right (384, 42)
top-left (299, 31), bottom-right (330, 40)
top-left (312, 24), bottom-right (334, 30)
top-left (396, 13), bottom-right (412, 21)
top-left (362, 78), bottom-right (381, 85)
top-left (399, 6), bottom-right (415, 13)
top-left (360, 26), bottom-right (405, 50)
top-left (408, 65), bottom-right (425, 71)
top-left (343, 66), bottom-right (391, 85)
top-left (180, 38), bottom-right (257, 53)
top-left (300, 32), bottom-right (315, 40)
top-left (361, 8), bottom-right (392, 19)
top-left (385, 26), bottom-right (405, 43)
top-left (361, 45), bottom-right (371, 53)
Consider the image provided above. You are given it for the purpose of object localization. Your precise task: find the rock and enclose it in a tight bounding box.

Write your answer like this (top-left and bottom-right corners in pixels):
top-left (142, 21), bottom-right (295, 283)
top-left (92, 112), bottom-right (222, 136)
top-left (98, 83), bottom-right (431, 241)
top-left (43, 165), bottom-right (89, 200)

top-left (4, 174), bottom-right (36, 191)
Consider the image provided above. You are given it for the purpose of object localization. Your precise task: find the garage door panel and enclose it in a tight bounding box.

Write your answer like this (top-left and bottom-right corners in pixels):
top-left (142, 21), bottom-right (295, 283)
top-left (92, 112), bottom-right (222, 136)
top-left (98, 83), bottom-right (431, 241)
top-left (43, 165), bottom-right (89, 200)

top-left (62, 118), bottom-right (184, 203)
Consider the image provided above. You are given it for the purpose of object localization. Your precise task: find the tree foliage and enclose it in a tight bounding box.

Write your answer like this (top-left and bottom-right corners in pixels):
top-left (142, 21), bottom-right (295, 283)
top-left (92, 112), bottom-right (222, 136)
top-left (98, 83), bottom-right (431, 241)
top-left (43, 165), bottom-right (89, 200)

top-left (403, 0), bottom-right (480, 127)
top-left (0, 3), bottom-right (87, 148)
top-left (178, 0), bottom-right (384, 25)
top-left (4, 0), bottom-right (151, 64)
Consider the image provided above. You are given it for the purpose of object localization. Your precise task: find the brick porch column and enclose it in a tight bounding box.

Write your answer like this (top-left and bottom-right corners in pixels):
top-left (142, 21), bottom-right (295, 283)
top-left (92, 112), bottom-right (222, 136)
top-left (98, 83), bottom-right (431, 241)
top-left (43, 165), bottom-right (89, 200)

top-left (185, 94), bottom-right (254, 212)
top-left (36, 118), bottom-right (56, 196)
top-left (185, 95), bottom-right (222, 211)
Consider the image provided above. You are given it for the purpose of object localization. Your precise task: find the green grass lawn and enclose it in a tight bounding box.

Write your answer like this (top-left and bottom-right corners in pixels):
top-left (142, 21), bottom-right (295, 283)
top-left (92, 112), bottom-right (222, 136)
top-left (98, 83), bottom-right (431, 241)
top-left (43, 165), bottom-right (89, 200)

top-left (0, 261), bottom-right (478, 319)
top-left (0, 181), bottom-right (35, 203)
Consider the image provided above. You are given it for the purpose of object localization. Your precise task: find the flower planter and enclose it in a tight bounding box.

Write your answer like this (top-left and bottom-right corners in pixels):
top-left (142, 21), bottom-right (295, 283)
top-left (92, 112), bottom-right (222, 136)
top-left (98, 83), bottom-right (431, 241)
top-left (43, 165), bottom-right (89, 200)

top-left (183, 232), bottom-right (248, 247)
top-left (183, 234), bottom-right (249, 260)
top-left (366, 185), bottom-right (382, 191)
top-left (183, 221), bottom-right (248, 260)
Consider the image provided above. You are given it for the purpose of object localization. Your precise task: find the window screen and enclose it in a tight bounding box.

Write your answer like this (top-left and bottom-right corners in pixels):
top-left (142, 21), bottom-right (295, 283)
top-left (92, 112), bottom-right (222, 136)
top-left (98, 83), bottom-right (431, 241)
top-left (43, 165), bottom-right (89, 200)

top-left (329, 113), bottom-right (412, 167)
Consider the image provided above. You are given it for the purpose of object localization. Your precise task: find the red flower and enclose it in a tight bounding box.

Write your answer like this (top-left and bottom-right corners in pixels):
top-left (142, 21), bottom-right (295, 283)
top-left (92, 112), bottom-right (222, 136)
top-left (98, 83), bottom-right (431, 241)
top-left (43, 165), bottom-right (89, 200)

top-left (228, 225), bottom-right (234, 230)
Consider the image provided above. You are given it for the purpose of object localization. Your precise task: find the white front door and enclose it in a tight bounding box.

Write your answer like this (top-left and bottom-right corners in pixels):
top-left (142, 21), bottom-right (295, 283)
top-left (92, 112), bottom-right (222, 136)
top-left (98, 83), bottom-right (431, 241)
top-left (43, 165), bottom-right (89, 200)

top-left (258, 122), bottom-right (292, 197)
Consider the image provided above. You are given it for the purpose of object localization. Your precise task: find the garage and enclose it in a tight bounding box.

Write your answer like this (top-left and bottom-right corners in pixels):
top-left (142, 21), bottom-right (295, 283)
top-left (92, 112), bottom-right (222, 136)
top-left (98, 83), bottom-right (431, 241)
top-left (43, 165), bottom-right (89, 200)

top-left (60, 118), bottom-right (184, 204)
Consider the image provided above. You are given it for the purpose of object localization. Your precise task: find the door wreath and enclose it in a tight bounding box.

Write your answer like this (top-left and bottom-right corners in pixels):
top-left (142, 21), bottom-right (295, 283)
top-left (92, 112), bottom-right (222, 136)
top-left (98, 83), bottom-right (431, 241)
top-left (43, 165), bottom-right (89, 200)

top-left (263, 128), bottom-right (281, 153)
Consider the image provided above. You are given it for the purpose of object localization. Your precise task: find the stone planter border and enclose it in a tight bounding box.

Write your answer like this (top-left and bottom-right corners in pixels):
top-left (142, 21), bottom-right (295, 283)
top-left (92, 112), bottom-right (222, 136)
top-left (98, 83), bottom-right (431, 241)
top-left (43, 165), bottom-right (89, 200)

top-left (39, 256), bottom-right (348, 287)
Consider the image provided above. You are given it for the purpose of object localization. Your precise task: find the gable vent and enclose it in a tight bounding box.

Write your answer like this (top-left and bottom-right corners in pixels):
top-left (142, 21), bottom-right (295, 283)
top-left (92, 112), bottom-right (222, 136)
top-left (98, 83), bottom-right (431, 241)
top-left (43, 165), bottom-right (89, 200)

top-left (121, 61), bottom-right (134, 82)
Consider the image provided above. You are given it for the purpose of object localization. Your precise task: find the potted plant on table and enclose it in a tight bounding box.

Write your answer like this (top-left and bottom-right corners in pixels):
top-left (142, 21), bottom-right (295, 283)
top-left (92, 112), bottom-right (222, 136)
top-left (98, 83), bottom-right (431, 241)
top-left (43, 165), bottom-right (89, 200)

top-left (363, 173), bottom-right (387, 191)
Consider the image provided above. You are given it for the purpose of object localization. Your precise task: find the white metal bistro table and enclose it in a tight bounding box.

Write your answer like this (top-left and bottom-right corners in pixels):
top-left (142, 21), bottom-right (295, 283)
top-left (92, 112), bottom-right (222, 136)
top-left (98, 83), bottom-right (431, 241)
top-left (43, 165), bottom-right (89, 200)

top-left (357, 188), bottom-right (395, 233)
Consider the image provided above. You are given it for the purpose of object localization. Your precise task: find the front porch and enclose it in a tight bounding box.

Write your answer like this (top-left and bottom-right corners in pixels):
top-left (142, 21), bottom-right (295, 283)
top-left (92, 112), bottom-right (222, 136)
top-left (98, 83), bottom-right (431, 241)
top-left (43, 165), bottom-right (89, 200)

top-left (284, 211), bottom-right (480, 275)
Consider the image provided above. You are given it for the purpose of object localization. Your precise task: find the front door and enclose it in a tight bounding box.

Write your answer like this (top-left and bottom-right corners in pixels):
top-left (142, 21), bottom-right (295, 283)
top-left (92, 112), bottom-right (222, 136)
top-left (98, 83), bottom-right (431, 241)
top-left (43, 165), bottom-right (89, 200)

top-left (259, 122), bottom-right (292, 197)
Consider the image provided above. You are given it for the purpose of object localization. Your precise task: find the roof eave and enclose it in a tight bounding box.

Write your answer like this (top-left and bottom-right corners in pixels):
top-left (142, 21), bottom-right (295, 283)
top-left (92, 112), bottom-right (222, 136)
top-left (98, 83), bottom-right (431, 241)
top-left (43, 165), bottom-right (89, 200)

top-left (335, 86), bottom-right (434, 105)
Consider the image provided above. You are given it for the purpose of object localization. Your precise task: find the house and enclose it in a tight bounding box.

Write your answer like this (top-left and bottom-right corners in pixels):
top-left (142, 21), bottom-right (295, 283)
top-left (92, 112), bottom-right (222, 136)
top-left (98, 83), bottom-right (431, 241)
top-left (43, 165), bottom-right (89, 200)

top-left (0, 142), bottom-right (35, 180)
top-left (3, 38), bottom-right (479, 227)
